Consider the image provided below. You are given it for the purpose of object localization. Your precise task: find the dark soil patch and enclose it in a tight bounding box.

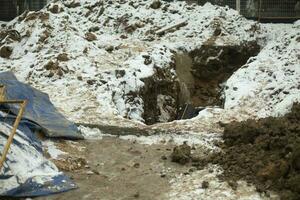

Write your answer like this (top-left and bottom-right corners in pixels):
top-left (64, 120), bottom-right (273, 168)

top-left (195, 103), bottom-right (300, 200)
top-left (140, 63), bottom-right (179, 125)
top-left (176, 41), bottom-right (260, 108)
top-left (171, 142), bottom-right (192, 164)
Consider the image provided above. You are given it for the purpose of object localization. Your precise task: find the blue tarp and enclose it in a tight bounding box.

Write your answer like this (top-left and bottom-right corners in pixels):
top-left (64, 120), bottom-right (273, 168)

top-left (0, 71), bottom-right (83, 139)
top-left (0, 71), bottom-right (82, 197)
top-left (0, 112), bottom-right (77, 197)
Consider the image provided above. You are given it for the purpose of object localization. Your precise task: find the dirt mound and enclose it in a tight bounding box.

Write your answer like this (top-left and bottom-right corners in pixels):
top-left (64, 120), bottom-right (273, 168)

top-left (195, 103), bottom-right (300, 200)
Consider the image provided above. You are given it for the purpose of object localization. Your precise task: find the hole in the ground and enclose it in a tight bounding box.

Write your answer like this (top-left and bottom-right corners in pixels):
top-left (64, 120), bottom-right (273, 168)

top-left (141, 41), bottom-right (260, 125)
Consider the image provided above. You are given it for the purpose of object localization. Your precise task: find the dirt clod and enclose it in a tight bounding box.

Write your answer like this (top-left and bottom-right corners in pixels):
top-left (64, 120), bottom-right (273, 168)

top-left (85, 32), bottom-right (97, 41)
top-left (0, 46), bottom-right (13, 58)
top-left (57, 53), bottom-right (69, 61)
top-left (202, 181), bottom-right (209, 189)
top-left (171, 142), bottom-right (191, 165)
top-left (150, 0), bottom-right (162, 9)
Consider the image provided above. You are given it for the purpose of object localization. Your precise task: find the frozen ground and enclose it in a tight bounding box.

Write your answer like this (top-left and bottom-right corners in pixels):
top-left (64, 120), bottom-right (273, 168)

top-left (0, 0), bottom-right (299, 199)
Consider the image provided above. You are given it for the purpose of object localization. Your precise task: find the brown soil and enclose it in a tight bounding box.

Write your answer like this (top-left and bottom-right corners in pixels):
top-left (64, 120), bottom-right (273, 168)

top-left (0, 45), bottom-right (13, 58)
top-left (32, 137), bottom-right (193, 200)
top-left (195, 103), bottom-right (300, 200)
top-left (171, 142), bottom-right (192, 165)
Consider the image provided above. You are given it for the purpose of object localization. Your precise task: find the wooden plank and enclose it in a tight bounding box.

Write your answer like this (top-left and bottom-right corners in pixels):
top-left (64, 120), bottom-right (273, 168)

top-left (155, 21), bottom-right (188, 35)
top-left (0, 85), bottom-right (5, 101)
top-left (0, 100), bottom-right (27, 171)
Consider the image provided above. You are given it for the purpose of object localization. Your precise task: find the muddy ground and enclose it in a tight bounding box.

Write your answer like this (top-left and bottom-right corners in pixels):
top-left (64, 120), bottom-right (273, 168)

top-left (196, 103), bottom-right (300, 200)
top-left (33, 137), bottom-right (193, 200)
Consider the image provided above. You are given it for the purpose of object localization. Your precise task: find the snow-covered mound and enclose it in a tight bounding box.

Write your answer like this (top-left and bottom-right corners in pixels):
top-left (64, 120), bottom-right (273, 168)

top-left (0, 0), bottom-right (298, 127)
top-left (0, 0), bottom-right (262, 125)
top-left (224, 23), bottom-right (300, 118)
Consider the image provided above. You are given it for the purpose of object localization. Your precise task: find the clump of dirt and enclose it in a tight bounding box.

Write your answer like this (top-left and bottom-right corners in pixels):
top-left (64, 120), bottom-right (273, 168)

top-left (0, 46), bottom-right (13, 58)
top-left (196, 103), bottom-right (300, 200)
top-left (171, 142), bottom-right (192, 165)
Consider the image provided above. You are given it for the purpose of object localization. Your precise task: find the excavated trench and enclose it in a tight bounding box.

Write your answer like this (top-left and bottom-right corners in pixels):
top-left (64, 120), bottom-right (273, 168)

top-left (141, 41), bottom-right (260, 125)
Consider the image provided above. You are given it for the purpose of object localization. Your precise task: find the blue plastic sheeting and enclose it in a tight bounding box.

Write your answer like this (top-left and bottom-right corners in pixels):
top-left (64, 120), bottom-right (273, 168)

top-left (0, 71), bottom-right (83, 139)
top-left (3, 174), bottom-right (76, 197)
top-left (0, 112), bottom-right (77, 197)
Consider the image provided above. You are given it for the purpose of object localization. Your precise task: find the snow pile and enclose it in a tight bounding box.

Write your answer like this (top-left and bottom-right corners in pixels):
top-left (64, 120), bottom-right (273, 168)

top-left (224, 22), bottom-right (300, 118)
top-left (0, 0), bottom-right (262, 125)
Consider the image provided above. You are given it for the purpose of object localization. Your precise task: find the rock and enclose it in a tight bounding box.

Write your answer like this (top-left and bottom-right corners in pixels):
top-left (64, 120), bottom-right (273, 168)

top-left (44, 61), bottom-right (59, 70)
top-left (105, 45), bottom-right (114, 52)
top-left (161, 155), bottom-right (167, 160)
top-left (143, 55), bottom-right (152, 65)
top-left (57, 53), bottom-right (69, 61)
top-left (150, 0), bottom-right (162, 9)
top-left (85, 32), bottom-right (97, 41)
top-left (133, 163), bottom-right (140, 168)
top-left (89, 26), bottom-right (100, 32)
top-left (171, 142), bottom-right (191, 164)
top-left (87, 79), bottom-right (96, 85)
top-left (115, 69), bottom-right (125, 78)
top-left (49, 4), bottom-right (63, 14)
top-left (0, 46), bottom-right (13, 58)
top-left (201, 181), bottom-right (209, 189)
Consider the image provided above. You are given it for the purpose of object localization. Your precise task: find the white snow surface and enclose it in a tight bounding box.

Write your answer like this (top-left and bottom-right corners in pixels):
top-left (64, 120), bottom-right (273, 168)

top-left (167, 165), bottom-right (279, 200)
top-left (43, 140), bottom-right (67, 159)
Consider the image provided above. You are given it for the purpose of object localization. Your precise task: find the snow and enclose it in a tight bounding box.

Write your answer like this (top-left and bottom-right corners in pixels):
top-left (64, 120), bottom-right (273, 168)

top-left (43, 140), bottom-right (67, 159)
top-left (167, 165), bottom-right (278, 200)
top-left (0, 0), bottom-right (299, 199)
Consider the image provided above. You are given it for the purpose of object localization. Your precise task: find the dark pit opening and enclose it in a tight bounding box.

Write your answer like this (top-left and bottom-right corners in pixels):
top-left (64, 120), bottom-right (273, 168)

top-left (141, 41), bottom-right (260, 125)
top-left (175, 41), bottom-right (260, 118)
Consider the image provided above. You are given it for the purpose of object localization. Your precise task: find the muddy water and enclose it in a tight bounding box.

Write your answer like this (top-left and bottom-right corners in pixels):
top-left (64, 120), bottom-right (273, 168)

top-left (175, 53), bottom-right (193, 106)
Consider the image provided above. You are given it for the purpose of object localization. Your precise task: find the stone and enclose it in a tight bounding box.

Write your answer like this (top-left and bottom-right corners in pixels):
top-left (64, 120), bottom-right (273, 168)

top-left (85, 32), bottom-right (97, 41)
top-left (150, 0), bottom-right (162, 9)
top-left (0, 46), bottom-right (13, 58)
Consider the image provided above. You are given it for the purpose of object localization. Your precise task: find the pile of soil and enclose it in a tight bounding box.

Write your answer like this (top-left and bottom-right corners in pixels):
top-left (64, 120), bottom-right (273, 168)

top-left (196, 103), bottom-right (300, 200)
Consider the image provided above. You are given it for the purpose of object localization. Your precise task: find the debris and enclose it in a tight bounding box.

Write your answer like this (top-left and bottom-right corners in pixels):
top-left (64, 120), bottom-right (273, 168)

top-left (155, 21), bottom-right (188, 35)
top-left (150, 0), bottom-right (162, 9)
top-left (201, 181), bottom-right (209, 189)
top-left (57, 53), bottom-right (69, 61)
top-left (85, 32), bottom-right (97, 41)
top-left (0, 46), bottom-right (12, 58)
top-left (171, 142), bottom-right (191, 165)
